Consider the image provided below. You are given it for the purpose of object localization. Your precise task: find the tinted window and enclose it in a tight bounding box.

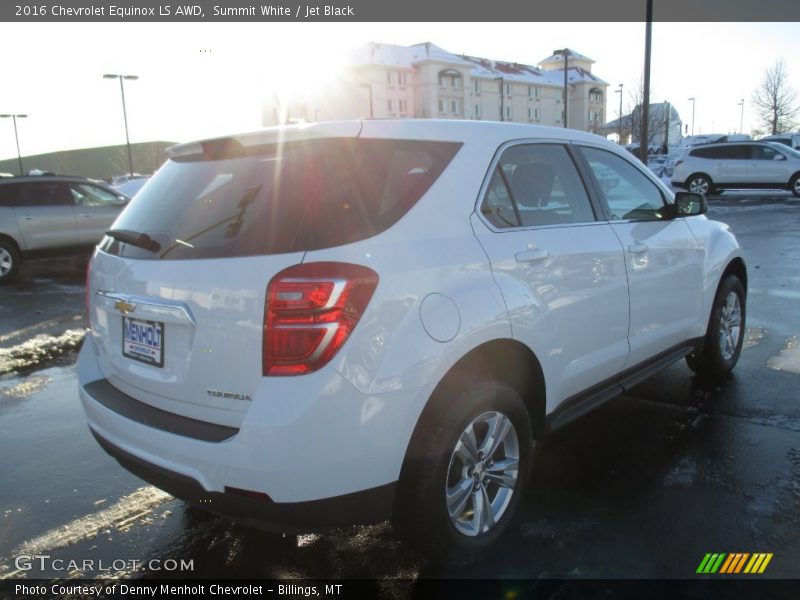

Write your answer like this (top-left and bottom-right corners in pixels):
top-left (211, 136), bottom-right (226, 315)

top-left (480, 144), bottom-right (595, 228)
top-left (750, 145), bottom-right (781, 160)
top-left (691, 145), bottom-right (748, 159)
top-left (0, 183), bottom-right (19, 207)
top-left (103, 138), bottom-right (460, 260)
top-left (13, 182), bottom-right (74, 207)
top-left (580, 147), bottom-right (665, 221)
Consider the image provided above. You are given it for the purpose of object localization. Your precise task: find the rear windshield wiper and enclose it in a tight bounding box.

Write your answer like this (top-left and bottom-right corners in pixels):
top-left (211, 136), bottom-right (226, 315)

top-left (106, 229), bottom-right (161, 253)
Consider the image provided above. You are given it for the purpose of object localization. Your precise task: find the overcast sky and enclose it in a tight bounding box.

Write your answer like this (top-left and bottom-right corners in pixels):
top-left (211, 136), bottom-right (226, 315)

top-left (1, 21), bottom-right (798, 163)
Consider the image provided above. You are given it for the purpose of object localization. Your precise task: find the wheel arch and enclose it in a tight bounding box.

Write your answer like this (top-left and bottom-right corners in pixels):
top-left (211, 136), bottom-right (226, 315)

top-left (0, 233), bottom-right (22, 257)
top-left (400, 338), bottom-right (547, 474)
top-left (687, 171), bottom-right (714, 185)
top-left (722, 256), bottom-right (747, 294)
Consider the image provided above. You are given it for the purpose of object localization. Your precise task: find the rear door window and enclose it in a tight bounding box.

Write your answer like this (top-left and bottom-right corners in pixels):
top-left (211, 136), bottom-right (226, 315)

top-left (480, 143), bottom-right (596, 228)
top-left (103, 138), bottom-right (460, 260)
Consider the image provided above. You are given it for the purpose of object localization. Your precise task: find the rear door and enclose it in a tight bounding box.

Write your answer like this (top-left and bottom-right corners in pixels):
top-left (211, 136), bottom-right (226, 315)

top-left (471, 141), bottom-right (630, 406)
top-left (576, 145), bottom-right (703, 367)
top-left (12, 181), bottom-right (78, 249)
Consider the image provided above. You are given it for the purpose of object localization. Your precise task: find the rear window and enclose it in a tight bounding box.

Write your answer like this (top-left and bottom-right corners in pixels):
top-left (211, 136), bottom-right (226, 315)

top-left (690, 145), bottom-right (748, 160)
top-left (101, 138), bottom-right (461, 260)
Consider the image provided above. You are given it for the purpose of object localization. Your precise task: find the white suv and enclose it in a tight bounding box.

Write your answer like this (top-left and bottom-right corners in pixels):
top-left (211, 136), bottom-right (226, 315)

top-left (79, 120), bottom-right (747, 558)
top-left (672, 140), bottom-right (800, 197)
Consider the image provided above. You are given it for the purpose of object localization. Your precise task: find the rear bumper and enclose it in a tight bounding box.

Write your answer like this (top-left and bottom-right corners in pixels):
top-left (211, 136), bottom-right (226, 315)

top-left (90, 427), bottom-right (396, 533)
top-left (78, 335), bottom-right (432, 512)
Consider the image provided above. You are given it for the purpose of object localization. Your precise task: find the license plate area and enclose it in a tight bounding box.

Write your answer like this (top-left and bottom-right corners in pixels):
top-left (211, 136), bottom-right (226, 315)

top-left (122, 317), bottom-right (164, 367)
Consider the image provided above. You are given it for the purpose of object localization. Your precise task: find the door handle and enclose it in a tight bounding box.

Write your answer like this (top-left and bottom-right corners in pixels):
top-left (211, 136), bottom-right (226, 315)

top-left (20, 215), bottom-right (34, 221)
top-left (628, 243), bottom-right (648, 255)
top-left (515, 248), bottom-right (549, 263)
top-left (79, 213), bottom-right (92, 218)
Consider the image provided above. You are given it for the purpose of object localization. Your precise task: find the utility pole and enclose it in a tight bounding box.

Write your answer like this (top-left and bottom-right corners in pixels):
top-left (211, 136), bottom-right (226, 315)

top-left (640, 0), bottom-right (653, 163)
top-left (615, 84), bottom-right (624, 143)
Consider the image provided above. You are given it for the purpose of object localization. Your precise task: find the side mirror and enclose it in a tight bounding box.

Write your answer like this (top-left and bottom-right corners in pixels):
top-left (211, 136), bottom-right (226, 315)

top-left (773, 154), bottom-right (786, 161)
top-left (673, 191), bottom-right (708, 217)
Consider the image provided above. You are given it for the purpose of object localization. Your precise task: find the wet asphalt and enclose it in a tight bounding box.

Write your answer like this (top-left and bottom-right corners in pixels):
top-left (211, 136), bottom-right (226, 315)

top-left (0, 194), bottom-right (799, 586)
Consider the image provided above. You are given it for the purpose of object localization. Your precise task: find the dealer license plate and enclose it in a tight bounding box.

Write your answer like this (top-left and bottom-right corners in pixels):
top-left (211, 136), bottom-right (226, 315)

top-left (122, 317), bottom-right (164, 367)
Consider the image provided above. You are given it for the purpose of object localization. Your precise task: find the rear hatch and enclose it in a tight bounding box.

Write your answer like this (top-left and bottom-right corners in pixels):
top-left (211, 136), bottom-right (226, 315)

top-left (88, 125), bottom-right (461, 427)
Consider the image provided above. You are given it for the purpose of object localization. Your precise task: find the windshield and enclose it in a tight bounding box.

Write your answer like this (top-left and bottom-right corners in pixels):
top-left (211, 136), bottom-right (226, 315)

top-left (101, 138), bottom-right (461, 260)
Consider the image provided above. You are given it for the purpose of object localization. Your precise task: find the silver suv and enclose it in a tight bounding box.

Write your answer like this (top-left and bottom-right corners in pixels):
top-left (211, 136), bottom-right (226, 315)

top-left (0, 175), bottom-right (129, 282)
top-left (672, 141), bottom-right (800, 197)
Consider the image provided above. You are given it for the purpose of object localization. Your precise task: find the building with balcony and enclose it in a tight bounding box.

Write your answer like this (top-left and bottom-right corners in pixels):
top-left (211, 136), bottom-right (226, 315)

top-left (262, 42), bottom-right (608, 133)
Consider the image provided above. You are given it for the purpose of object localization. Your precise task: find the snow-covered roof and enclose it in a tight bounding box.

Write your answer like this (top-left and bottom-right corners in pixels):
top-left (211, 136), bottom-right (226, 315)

top-left (539, 48), bottom-right (595, 66)
top-left (350, 42), bottom-right (607, 89)
top-left (350, 42), bottom-right (473, 69)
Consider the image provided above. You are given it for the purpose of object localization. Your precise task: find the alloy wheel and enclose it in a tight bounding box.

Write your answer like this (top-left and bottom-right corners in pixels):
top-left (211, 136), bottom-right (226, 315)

top-left (718, 291), bottom-right (742, 360)
top-left (445, 411), bottom-right (520, 536)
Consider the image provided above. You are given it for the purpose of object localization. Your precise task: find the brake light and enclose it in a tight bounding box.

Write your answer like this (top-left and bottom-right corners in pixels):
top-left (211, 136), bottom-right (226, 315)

top-left (263, 262), bottom-right (379, 376)
top-left (85, 254), bottom-right (94, 316)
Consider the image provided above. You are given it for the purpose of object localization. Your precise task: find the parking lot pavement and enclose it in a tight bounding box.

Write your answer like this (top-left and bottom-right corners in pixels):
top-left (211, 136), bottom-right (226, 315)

top-left (1, 196), bottom-right (799, 582)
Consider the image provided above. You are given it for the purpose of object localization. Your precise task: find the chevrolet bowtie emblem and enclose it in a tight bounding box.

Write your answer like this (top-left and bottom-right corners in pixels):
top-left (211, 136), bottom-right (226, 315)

top-left (114, 299), bottom-right (136, 315)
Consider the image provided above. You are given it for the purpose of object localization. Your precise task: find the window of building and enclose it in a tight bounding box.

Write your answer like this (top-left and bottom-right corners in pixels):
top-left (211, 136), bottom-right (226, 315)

top-left (387, 71), bottom-right (393, 86)
top-left (506, 105), bottom-right (512, 119)
top-left (556, 89), bottom-right (563, 101)
top-left (505, 83), bottom-right (511, 96)
top-left (480, 143), bottom-right (596, 228)
top-left (474, 80), bottom-right (480, 93)
top-left (474, 104), bottom-right (480, 118)
top-left (528, 107), bottom-right (532, 120)
top-left (439, 99), bottom-right (444, 114)
top-left (398, 72), bottom-right (407, 87)
top-left (452, 100), bottom-right (460, 114)
top-left (388, 99), bottom-right (393, 112)
top-left (534, 87), bottom-right (540, 99)
top-left (399, 99), bottom-right (407, 114)
top-left (534, 107), bottom-right (540, 120)
top-left (439, 70), bottom-right (461, 90)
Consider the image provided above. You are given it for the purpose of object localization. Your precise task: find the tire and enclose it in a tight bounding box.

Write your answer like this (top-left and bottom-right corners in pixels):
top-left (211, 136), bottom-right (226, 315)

top-left (686, 274), bottom-right (746, 378)
top-left (687, 173), bottom-right (713, 196)
top-left (391, 376), bottom-right (533, 561)
top-left (790, 173), bottom-right (800, 198)
top-left (0, 238), bottom-right (20, 284)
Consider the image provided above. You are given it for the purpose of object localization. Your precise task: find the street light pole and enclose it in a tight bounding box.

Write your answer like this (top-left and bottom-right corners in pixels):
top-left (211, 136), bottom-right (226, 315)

top-left (553, 48), bottom-right (571, 128)
top-left (615, 83), bottom-right (623, 143)
top-left (639, 0), bottom-right (653, 164)
top-left (738, 99), bottom-right (745, 134)
top-left (688, 97), bottom-right (696, 136)
top-left (103, 73), bottom-right (138, 178)
top-left (0, 113), bottom-right (28, 175)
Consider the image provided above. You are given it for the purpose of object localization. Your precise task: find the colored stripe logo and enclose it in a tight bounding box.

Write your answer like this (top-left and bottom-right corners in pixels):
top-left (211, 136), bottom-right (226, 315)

top-left (696, 553), bottom-right (773, 574)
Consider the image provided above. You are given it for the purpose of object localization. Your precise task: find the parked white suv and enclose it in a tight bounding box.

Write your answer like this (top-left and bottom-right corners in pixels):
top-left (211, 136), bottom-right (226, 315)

top-left (672, 140), bottom-right (800, 197)
top-left (79, 120), bottom-right (747, 558)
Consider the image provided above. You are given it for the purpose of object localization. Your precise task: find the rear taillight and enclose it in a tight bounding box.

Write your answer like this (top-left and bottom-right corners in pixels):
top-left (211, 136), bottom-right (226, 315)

top-left (85, 254), bottom-right (93, 316)
top-left (263, 262), bottom-right (379, 376)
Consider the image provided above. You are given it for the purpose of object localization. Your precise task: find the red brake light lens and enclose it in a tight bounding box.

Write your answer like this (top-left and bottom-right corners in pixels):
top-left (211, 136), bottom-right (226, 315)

top-left (263, 262), bottom-right (379, 376)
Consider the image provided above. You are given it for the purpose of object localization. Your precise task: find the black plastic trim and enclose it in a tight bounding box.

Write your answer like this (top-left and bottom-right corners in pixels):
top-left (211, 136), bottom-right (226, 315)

top-left (90, 428), bottom-right (396, 533)
top-left (84, 378), bottom-right (239, 442)
top-left (544, 339), bottom-right (702, 432)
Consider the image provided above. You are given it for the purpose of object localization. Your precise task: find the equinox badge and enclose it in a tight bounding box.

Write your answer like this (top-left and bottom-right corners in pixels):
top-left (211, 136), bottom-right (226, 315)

top-left (207, 388), bottom-right (252, 402)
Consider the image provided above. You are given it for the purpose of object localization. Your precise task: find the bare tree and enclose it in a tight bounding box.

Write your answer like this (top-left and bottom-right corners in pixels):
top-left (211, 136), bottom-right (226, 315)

top-left (752, 59), bottom-right (799, 135)
top-left (627, 77), bottom-right (666, 148)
